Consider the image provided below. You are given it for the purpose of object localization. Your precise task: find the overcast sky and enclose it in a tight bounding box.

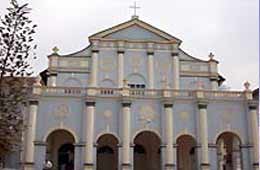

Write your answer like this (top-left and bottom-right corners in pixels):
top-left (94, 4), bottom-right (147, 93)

top-left (0, 0), bottom-right (259, 90)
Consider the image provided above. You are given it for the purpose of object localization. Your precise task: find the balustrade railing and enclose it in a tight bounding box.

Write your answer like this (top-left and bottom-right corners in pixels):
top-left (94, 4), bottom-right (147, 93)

top-left (40, 86), bottom-right (246, 100)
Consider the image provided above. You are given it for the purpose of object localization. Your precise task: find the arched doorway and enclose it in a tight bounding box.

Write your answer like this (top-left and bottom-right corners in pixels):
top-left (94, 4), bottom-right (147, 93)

top-left (177, 135), bottom-right (197, 170)
top-left (96, 134), bottom-right (119, 170)
top-left (46, 130), bottom-right (75, 170)
top-left (216, 132), bottom-right (242, 170)
top-left (134, 131), bottom-right (161, 170)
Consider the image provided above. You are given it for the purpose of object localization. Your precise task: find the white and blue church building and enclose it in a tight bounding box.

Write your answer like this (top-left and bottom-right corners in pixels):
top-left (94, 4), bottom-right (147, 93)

top-left (21, 16), bottom-right (259, 170)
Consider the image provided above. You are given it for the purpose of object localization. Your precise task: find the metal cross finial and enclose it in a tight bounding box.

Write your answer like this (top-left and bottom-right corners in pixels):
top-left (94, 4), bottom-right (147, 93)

top-left (130, 2), bottom-right (140, 18)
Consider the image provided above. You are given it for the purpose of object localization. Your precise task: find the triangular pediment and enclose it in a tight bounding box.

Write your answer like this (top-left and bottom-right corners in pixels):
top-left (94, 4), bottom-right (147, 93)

top-left (89, 18), bottom-right (182, 43)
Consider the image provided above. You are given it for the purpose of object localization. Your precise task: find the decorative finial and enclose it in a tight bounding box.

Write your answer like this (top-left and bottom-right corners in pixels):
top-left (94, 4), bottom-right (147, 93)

top-left (130, 1), bottom-right (140, 19)
top-left (244, 81), bottom-right (250, 91)
top-left (123, 79), bottom-right (128, 88)
top-left (34, 75), bottom-right (42, 86)
top-left (52, 46), bottom-right (59, 54)
top-left (209, 52), bottom-right (214, 60)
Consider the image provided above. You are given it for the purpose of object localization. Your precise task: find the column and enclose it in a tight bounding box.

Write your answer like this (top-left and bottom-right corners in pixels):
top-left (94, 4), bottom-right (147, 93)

top-left (24, 100), bottom-right (39, 170)
top-left (248, 104), bottom-right (259, 170)
top-left (90, 50), bottom-right (99, 87)
top-left (164, 103), bottom-right (175, 170)
top-left (172, 52), bottom-right (180, 90)
top-left (121, 101), bottom-right (131, 170)
top-left (198, 102), bottom-right (210, 170)
top-left (84, 101), bottom-right (95, 170)
top-left (118, 50), bottom-right (124, 88)
top-left (147, 51), bottom-right (155, 89)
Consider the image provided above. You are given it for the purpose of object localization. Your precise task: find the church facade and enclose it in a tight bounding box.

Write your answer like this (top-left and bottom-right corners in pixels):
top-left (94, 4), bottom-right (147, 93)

top-left (22, 17), bottom-right (258, 170)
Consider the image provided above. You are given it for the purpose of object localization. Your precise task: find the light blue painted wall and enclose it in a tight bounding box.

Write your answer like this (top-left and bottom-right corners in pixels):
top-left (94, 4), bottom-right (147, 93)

top-left (105, 25), bottom-right (166, 41)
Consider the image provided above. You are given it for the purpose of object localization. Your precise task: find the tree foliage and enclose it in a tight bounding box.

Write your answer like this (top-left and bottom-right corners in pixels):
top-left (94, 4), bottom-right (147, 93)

top-left (0, 0), bottom-right (37, 154)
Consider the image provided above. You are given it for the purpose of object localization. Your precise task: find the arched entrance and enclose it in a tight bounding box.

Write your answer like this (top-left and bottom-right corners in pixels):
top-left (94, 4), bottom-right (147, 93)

top-left (96, 134), bottom-right (119, 170)
top-left (177, 135), bottom-right (197, 170)
top-left (216, 132), bottom-right (242, 170)
top-left (46, 130), bottom-right (75, 170)
top-left (134, 131), bottom-right (161, 170)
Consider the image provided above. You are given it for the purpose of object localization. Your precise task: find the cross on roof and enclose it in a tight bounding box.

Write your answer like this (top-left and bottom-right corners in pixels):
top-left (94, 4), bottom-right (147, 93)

top-left (130, 2), bottom-right (140, 18)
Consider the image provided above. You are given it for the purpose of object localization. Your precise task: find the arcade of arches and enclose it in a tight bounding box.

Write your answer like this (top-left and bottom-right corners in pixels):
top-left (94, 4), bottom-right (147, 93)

top-left (45, 130), bottom-right (243, 170)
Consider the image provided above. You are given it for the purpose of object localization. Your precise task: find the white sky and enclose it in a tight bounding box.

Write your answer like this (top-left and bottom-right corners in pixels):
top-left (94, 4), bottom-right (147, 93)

top-left (0, 0), bottom-right (259, 90)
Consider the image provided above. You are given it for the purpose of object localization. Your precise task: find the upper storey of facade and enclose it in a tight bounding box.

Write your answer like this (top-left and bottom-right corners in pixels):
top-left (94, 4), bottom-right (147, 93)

top-left (43, 17), bottom-right (224, 91)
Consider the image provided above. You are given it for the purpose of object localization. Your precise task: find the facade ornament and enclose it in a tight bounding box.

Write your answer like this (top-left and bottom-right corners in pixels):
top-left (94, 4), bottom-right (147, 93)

top-left (208, 52), bottom-right (214, 60)
top-left (138, 106), bottom-right (156, 128)
top-left (129, 1), bottom-right (140, 19)
top-left (100, 56), bottom-right (115, 72)
top-left (180, 112), bottom-right (189, 121)
top-left (52, 46), bottom-right (59, 54)
top-left (34, 75), bottom-right (42, 86)
top-left (103, 110), bottom-right (113, 132)
top-left (156, 60), bottom-right (170, 75)
top-left (131, 56), bottom-right (141, 72)
top-left (244, 81), bottom-right (250, 91)
top-left (53, 104), bottom-right (70, 127)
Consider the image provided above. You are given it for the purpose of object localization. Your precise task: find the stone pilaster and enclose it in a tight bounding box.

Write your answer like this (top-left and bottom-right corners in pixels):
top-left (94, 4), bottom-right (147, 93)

top-left (90, 50), bottom-right (99, 87)
top-left (118, 50), bottom-right (125, 88)
top-left (47, 72), bottom-right (57, 87)
top-left (210, 77), bottom-right (218, 91)
top-left (24, 100), bottom-right (39, 170)
top-left (248, 103), bottom-right (259, 170)
top-left (84, 101), bottom-right (96, 170)
top-left (121, 100), bottom-right (132, 170)
top-left (198, 102), bottom-right (210, 170)
top-left (163, 102), bottom-right (175, 170)
top-left (171, 52), bottom-right (180, 90)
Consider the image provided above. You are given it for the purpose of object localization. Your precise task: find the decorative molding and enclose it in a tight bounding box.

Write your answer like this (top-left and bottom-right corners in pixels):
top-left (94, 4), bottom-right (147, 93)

top-left (122, 102), bottom-right (131, 107)
top-left (198, 103), bottom-right (207, 109)
top-left (164, 103), bottom-right (173, 108)
top-left (91, 49), bottom-right (99, 53)
top-left (171, 52), bottom-right (179, 57)
top-left (85, 101), bottom-right (96, 107)
top-left (29, 100), bottom-right (39, 105)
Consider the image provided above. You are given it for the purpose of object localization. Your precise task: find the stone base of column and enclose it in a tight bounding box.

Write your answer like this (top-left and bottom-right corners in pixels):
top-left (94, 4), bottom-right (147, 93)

top-left (201, 163), bottom-right (210, 170)
top-left (84, 163), bottom-right (94, 170)
top-left (165, 163), bottom-right (175, 170)
top-left (122, 163), bottom-right (131, 170)
top-left (253, 163), bottom-right (259, 170)
top-left (24, 162), bottom-right (34, 170)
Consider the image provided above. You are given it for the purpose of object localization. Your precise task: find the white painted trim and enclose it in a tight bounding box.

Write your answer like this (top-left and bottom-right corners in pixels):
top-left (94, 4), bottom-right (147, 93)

top-left (43, 127), bottom-right (79, 143)
top-left (175, 132), bottom-right (196, 143)
top-left (131, 128), bottom-right (161, 144)
top-left (95, 132), bottom-right (121, 144)
top-left (214, 130), bottom-right (243, 144)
